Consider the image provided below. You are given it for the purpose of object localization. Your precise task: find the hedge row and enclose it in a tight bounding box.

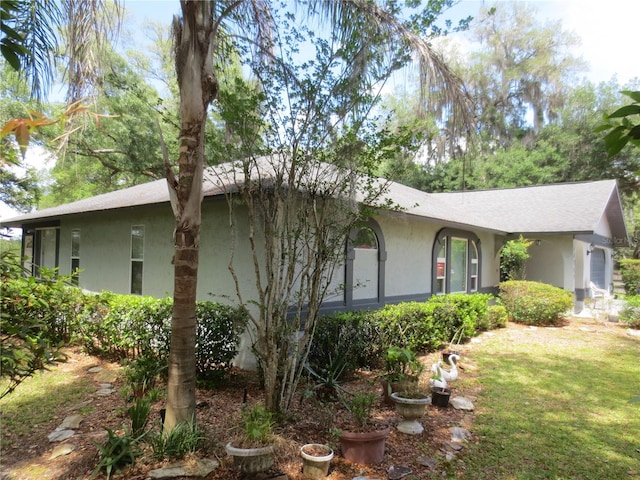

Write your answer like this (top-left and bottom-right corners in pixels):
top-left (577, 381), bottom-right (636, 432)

top-left (1, 272), bottom-right (248, 383)
top-left (307, 293), bottom-right (500, 375)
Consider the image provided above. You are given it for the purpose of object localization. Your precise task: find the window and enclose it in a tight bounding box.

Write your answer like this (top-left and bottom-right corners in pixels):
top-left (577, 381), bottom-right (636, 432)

top-left (131, 226), bottom-right (144, 295)
top-left (432, 229), bottom-right (480, 295)
top-left (34, 227), bottom-right (59, 276)
top-left (71, 229), bottom-right (80, 285)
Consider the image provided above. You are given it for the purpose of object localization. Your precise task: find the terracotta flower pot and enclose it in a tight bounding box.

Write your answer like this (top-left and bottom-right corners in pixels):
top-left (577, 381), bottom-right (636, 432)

top-left (300, 443), bottom-right (334, 479)
top-left (339, 427), bottom-right (390, 465)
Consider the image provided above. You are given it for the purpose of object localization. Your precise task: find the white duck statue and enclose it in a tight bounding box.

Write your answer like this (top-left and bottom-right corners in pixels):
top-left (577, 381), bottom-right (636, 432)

top-left (440, 354), bottom-right (460, 382)
top-left (429, 362), bottom-right (447, 390)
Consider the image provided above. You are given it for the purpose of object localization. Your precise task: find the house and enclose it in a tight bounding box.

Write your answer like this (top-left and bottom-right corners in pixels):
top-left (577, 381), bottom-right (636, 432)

top-left (1, 161), bottom-right (628, 319)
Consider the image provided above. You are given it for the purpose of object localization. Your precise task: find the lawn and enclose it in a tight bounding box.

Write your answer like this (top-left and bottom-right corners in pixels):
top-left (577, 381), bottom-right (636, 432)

top-left (0, 318), bottom-right (638, 479)
top-left (457, 321), bottom-right (640, 479)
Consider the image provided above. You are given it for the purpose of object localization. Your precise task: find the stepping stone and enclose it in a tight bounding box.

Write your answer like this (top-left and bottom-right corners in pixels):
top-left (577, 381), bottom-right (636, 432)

top-left (57, 414), bottom-right (83, 430)
top-left (450, 396), bottom-right (474, 411)
top-left (450, 426), bottom-right (471, 442)
top-left (443, 441), bottom-right (463, 452)
top-left (416, 456), bottom-right (437, 469)
top-left (48, 429), bottom-right (75, 443)
top-left (627, 329), bottom-right (640, 337)
top-left (87, 366), bottom-right (103, 373)
top-left (96, 387), bottom-right (115, 396)
top-left (50, 443), bottom-right (76, 459)
top-left (67, 399), bottom-right (93, 411)
top-left (147, 459), bottom-right (219, 478)
top-left (388, 465), bottom-right (412, 479)
top-left (94, 370), bottom-right (118, 383)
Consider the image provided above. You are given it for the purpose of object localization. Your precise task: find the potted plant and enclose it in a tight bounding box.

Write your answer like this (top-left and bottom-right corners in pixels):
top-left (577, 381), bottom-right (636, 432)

top-left (225, 404), bottom-right (275, 474)
top-left (390, 387), bottom-right (430, 435)
top-left (337, 390), bottom-right (390, 465)
top-left (300, 443), bottom-right (334, 479)
top-left (379, 346), bottom-right (424, 405)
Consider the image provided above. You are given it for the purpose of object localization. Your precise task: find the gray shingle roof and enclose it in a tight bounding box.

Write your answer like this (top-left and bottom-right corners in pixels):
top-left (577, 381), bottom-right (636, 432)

top-left (0, 161), bottom-right (627, 243)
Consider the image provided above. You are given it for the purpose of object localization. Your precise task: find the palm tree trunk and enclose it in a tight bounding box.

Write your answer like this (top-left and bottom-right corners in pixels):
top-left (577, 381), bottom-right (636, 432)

top-left (164, 0), bottom-right (217, 433)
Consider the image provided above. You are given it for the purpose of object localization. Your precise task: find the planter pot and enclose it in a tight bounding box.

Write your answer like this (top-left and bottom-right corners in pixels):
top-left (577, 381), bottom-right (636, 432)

top-left (339, 427), bottom-right (390, 465)
top-left (430, 387), bottom-right (451, 408)
top-left (390, 392), bottom-right (430, 435)
top-left (225, 442), bottom-right (274, 474)
top-left (300, 443), bottom-right (334, 479)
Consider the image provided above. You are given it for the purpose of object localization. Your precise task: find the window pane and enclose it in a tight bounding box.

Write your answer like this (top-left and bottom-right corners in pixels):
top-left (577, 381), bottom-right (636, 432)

top-left (354, 227), bottom-right (378, 249)
top-left (131, 261), bottom-right (143, 295)
top-left (131, 226), bottom-right (144, 259)
top-left (71, 258), bottom-right (80, 285)
top-left (71, 230), bottom-right (80, 257)
top-left (450, 238), bottom-right (467, 293)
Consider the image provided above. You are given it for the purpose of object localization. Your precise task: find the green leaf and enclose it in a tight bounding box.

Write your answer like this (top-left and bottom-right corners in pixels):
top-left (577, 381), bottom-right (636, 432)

top-left (608, 105), bottom-right (640, 118)
top-left (621, 90), bottom-right (640, 102)
top-left (628, 124), bottom-right (640, 140)
top-left (0, 43), bottom-right (21, 70)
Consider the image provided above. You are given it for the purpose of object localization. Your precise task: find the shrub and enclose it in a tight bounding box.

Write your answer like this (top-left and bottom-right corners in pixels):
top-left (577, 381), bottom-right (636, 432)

top-left (73, 294), bottom-right (246, 384)
top-left (0, 251), bottom-right (77, 398)
top-left (308, 311), bottom-right (382, 375)
top-left (620, 259), bottom-right (640, 296)
top-left (500, 235), bottom-right (533, 281)
top-left (485, 304), bottom-right (508, 329)
top-left (620, 295), bottom-right (640, 328)
top-left (373, 302), bottom-right (445, 353)
top-left (195, 302), bottom-right (247, 385)
top-left (499, 281), bottom-right (573, 326)
top-left (372, 293), bottom-right (492, 353)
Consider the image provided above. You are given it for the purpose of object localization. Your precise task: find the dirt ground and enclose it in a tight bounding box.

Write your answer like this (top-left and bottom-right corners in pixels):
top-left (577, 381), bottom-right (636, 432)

top-left (0, 317), bottom-right (627, 480)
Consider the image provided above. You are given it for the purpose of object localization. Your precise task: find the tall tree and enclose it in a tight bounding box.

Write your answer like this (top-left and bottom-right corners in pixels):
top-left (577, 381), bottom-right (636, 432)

top-left (164, 0), bottom-right (471, 426)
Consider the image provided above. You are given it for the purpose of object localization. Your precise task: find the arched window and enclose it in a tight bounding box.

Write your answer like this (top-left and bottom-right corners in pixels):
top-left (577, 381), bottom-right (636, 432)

top-left (432, 229), bottom-right (481, 295)
top-left (345, 220), bottom-right (386, 307)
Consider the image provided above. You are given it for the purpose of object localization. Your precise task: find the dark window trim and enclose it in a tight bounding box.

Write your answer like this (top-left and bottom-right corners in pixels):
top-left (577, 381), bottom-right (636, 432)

top-left (431, 228), bottom-right (481, 295)
top-left (345, 219), bottom-right (386, 307)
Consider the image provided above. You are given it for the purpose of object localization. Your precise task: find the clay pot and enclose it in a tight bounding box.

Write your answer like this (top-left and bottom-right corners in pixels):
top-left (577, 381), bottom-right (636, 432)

top-left (339, 427), bottom-right (390, 465)
top-left (300, 443), bottom-right (334, 479)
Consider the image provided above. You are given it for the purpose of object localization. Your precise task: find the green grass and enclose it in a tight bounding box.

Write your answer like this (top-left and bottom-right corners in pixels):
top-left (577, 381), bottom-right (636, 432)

top-left (0, 364), bottom-right (95, 449)
top-left (457, 324), bottom-right (640, 479)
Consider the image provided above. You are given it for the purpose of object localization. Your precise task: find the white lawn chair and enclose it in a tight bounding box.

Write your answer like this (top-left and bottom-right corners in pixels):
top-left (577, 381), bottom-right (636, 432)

top-left (589, 281), bottom-right (611, 309)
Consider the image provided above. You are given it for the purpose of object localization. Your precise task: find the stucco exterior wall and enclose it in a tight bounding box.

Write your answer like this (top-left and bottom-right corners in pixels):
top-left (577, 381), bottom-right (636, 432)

top-left (58, 205), bottom-right (175, 296)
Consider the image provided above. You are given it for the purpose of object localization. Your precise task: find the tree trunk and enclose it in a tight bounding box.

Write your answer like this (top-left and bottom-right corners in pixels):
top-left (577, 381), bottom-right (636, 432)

top-left (164, 0), bottom-right (217, 434)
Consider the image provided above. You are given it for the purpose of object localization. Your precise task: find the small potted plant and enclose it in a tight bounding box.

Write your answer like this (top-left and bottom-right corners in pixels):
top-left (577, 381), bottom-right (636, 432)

top-left (337, 390), bottom-right (390, 465)
top-left (225, 404), bottom-right (275, 474)
top-left (379, 346), bottom-right (424, 405)
top-left (300, 443), bottom-right (334, 479)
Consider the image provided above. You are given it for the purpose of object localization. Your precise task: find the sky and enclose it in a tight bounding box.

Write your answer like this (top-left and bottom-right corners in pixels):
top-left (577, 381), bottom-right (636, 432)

top-left (1, 0), bottom-right (639, 224)
top-left (121, 0), bottom-right (639, 86)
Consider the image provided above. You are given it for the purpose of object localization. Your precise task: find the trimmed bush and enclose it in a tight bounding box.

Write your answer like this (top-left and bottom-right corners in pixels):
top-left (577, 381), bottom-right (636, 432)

top-left (620, 295), bottom-right (640, 328)
top-left (72, 293), bottom-right (247, 383)
top-left (620, 259), bottom-right (640, 296)
top-left (485, 304), bottom-right (508, 329)
top-left (308, 311), bottom-right (382, 375)
top-left (195, 302), bottom-right (247, 384)
top-left (499, 281), bottom-right (573, 326)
